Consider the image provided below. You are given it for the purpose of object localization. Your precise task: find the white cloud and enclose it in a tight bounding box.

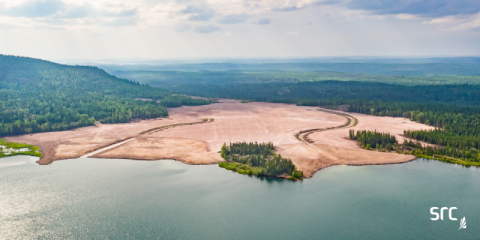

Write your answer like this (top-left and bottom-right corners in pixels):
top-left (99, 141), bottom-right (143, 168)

top-left (217, 13), bottom-right (249, 24)
top-left (422, 13), bottom-right (480, 31)
top-left (256, 18), bottom-right (270, 25)
top-left (303, 19), bottom-right (313, 25)
top-left (194, 24), bottom-right (221, 33)
top-left (287, 31), bottom-right (298, 35)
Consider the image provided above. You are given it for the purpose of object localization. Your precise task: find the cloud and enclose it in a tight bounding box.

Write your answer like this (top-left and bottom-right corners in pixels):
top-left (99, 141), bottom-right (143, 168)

top-left (222, 31), bottom-right (233, 37)
top-left (194, 24), bottom-right (221, 33)
top-left (101, 8), bottom-right (137, 18)
top-left (287, 31), bottom-right (298, 35)
top-left (313, 0), bottom-right (480, 30)
top-left (270, 0), bottom-right (315, 12)
top-left (0, 0), bottom-right (478, 32)
top-left (58, 3), bottom-right (95, 19)
top-left (272, 6), bottom-right (302, 12)
top-left (303, 20), bottom-right (313, 25)
top-left (0, 0), bottom-right (66, 18)
top-left (256, 18), bottom-right (270, 25)
top-left (181, 5), bottom-right (216, 21)
top-left (0, 0), bottom-right (138, 20)
top-left (217, 13), bottom-right (249, 24)
top-left (100, 17), bottom-right (137, 27)
top-left (344, 0), bottom-right (480, 18)
top-left (174, 23), bottom-right (192, 32)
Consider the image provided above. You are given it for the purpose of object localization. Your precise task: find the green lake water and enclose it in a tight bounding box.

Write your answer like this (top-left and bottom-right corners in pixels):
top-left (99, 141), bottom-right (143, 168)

top-left (1, 156), bottom-right (479, 239)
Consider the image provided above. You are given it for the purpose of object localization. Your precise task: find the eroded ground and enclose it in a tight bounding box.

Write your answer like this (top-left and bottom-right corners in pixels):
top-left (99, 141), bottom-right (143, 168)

top-left (6, 100), bottom-right (434, 177)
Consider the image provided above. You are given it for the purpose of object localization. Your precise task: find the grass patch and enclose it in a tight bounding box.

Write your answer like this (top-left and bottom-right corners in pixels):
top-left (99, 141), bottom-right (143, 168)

top-left (0, 139), bottom-right (42, 158)
top-left (218, 161), bottom-right (264, 176)
top-left (414, 154), bottom-right (480, 167)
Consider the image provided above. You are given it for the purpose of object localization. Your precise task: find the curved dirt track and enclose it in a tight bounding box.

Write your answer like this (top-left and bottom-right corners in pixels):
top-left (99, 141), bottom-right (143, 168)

top-left (296, 109), bottom-right (358, 143)
top-left (6, 100), bottom-right (434, 177)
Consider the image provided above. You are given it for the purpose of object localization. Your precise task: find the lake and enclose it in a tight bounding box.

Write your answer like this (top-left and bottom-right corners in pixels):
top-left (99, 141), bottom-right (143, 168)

top-left (1, 156), bottom-right (478, 239)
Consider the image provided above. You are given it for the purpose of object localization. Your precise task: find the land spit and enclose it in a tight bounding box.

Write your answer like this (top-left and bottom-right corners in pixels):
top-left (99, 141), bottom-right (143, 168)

top-left (6, 100), bottom-right (434, 178)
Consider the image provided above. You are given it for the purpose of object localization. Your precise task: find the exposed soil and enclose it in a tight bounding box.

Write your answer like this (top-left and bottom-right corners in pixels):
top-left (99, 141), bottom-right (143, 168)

top-left (5, 100), bottom-right (434, 177)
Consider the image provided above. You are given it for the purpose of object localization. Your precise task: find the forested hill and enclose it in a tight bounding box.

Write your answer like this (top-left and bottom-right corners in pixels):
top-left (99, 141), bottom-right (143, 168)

top-left (0, 55), bottom-right (211, 136)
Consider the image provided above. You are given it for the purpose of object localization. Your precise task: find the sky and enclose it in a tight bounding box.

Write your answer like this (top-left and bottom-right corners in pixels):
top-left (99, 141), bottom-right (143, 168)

top-left (0, 0), bottom-right (479, 60)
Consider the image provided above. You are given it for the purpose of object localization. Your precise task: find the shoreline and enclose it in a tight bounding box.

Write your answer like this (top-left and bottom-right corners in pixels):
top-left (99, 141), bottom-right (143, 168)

top-left (11, 154), bottom-right (425, 179)
top-left (4, 101), bottom-right (437, 177)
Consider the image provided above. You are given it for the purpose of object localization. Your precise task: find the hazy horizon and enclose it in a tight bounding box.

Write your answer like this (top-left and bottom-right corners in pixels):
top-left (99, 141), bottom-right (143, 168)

top-left (46, 55), bottom-right (480, 66)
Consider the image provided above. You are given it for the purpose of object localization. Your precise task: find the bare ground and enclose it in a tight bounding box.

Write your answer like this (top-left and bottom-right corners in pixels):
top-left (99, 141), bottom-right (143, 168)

top-left (6, 100), bottom-right (434, 177)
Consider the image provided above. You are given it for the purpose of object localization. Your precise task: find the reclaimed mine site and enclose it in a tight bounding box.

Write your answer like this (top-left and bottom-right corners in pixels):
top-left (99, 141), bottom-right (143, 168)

top-left (7, 99), bottom-right (434, 178)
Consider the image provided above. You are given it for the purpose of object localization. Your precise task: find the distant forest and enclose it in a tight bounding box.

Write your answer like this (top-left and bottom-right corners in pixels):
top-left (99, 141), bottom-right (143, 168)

top-left (105, 60), bottom-right (480, 76)
top-left (147, 81), bottom-right (480, 106)
top-left (0, 55), bottom-right (212, 136)
top-left (114, 70), bottom-right (480, 87)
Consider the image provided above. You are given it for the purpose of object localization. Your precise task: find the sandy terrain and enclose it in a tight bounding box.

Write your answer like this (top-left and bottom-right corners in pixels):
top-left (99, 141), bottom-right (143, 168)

top-left (6, 117), bottom-right (200, 164)
top-left (6, 100), bottom-right (434, 177)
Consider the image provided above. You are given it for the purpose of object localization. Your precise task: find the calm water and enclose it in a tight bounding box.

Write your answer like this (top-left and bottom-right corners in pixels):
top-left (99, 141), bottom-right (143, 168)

top-left (1, 156), bottom-right (479, 239)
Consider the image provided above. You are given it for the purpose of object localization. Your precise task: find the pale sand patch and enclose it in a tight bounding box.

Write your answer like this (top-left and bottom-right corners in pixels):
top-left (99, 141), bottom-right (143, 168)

top-left (93, 137), bottom-right (223, 164)
top-left (6, 117), bottom-right (198, 164)
top-left (5, 101), bottom-right (434, 177)
top-left (153, 102), bottom-right (345, 152)
top-left (276, 144), bottom-right (415, 178)
top-left (307, 111), bottom-right (435, 150)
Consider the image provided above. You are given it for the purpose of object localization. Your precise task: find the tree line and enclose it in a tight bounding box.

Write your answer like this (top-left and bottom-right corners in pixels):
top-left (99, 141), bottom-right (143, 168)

top-left (349, 130), bottom-right (396, 151)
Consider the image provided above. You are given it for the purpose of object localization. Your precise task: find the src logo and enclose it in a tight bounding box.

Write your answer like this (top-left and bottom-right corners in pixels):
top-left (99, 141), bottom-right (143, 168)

top-left (430, 207), bottom-right (466, 230)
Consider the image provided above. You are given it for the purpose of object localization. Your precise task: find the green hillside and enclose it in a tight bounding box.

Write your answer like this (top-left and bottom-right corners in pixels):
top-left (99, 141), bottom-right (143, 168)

top-left (0, 55), bottom-right (211, 136)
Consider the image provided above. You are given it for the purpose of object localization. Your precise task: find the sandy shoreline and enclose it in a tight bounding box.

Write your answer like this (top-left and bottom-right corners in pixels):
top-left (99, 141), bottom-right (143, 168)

top-left (5, 100), bottom-right (433, 178)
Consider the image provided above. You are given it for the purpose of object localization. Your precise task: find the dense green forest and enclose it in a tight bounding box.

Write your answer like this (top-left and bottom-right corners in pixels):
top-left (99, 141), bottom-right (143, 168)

top-left (0, 55), bottom-right (212, 136)
top-left (145, 81), bottom-right (480, 106)
top-left (219, 142), bottom-right (303, 180)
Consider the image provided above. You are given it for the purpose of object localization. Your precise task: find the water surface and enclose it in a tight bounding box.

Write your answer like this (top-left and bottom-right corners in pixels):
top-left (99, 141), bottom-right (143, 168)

top-left (1, 156), bottom-right (478, 239)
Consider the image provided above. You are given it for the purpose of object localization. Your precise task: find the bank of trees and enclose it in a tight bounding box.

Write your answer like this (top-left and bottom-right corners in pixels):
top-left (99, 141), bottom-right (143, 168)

top-left (349, 130), bottom-right (396, 151)
top-left (0, 55), bottom-right (212, 136)
top-left (220, 142), bottom-right (303, 179)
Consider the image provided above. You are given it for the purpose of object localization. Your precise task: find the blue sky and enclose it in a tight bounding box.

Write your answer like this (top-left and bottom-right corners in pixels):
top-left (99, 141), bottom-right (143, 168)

top-left (0, 0), bottom-right (479, 59)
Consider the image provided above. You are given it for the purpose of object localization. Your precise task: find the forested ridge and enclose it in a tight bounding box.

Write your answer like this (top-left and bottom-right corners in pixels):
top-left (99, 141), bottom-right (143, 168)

top-left (0, 55), bottom-right (212, 136)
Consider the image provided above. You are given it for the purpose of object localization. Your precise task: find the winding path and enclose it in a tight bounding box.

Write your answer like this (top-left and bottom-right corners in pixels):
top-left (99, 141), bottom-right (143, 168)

top-left (295, 108), bottom-right (358, 144)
